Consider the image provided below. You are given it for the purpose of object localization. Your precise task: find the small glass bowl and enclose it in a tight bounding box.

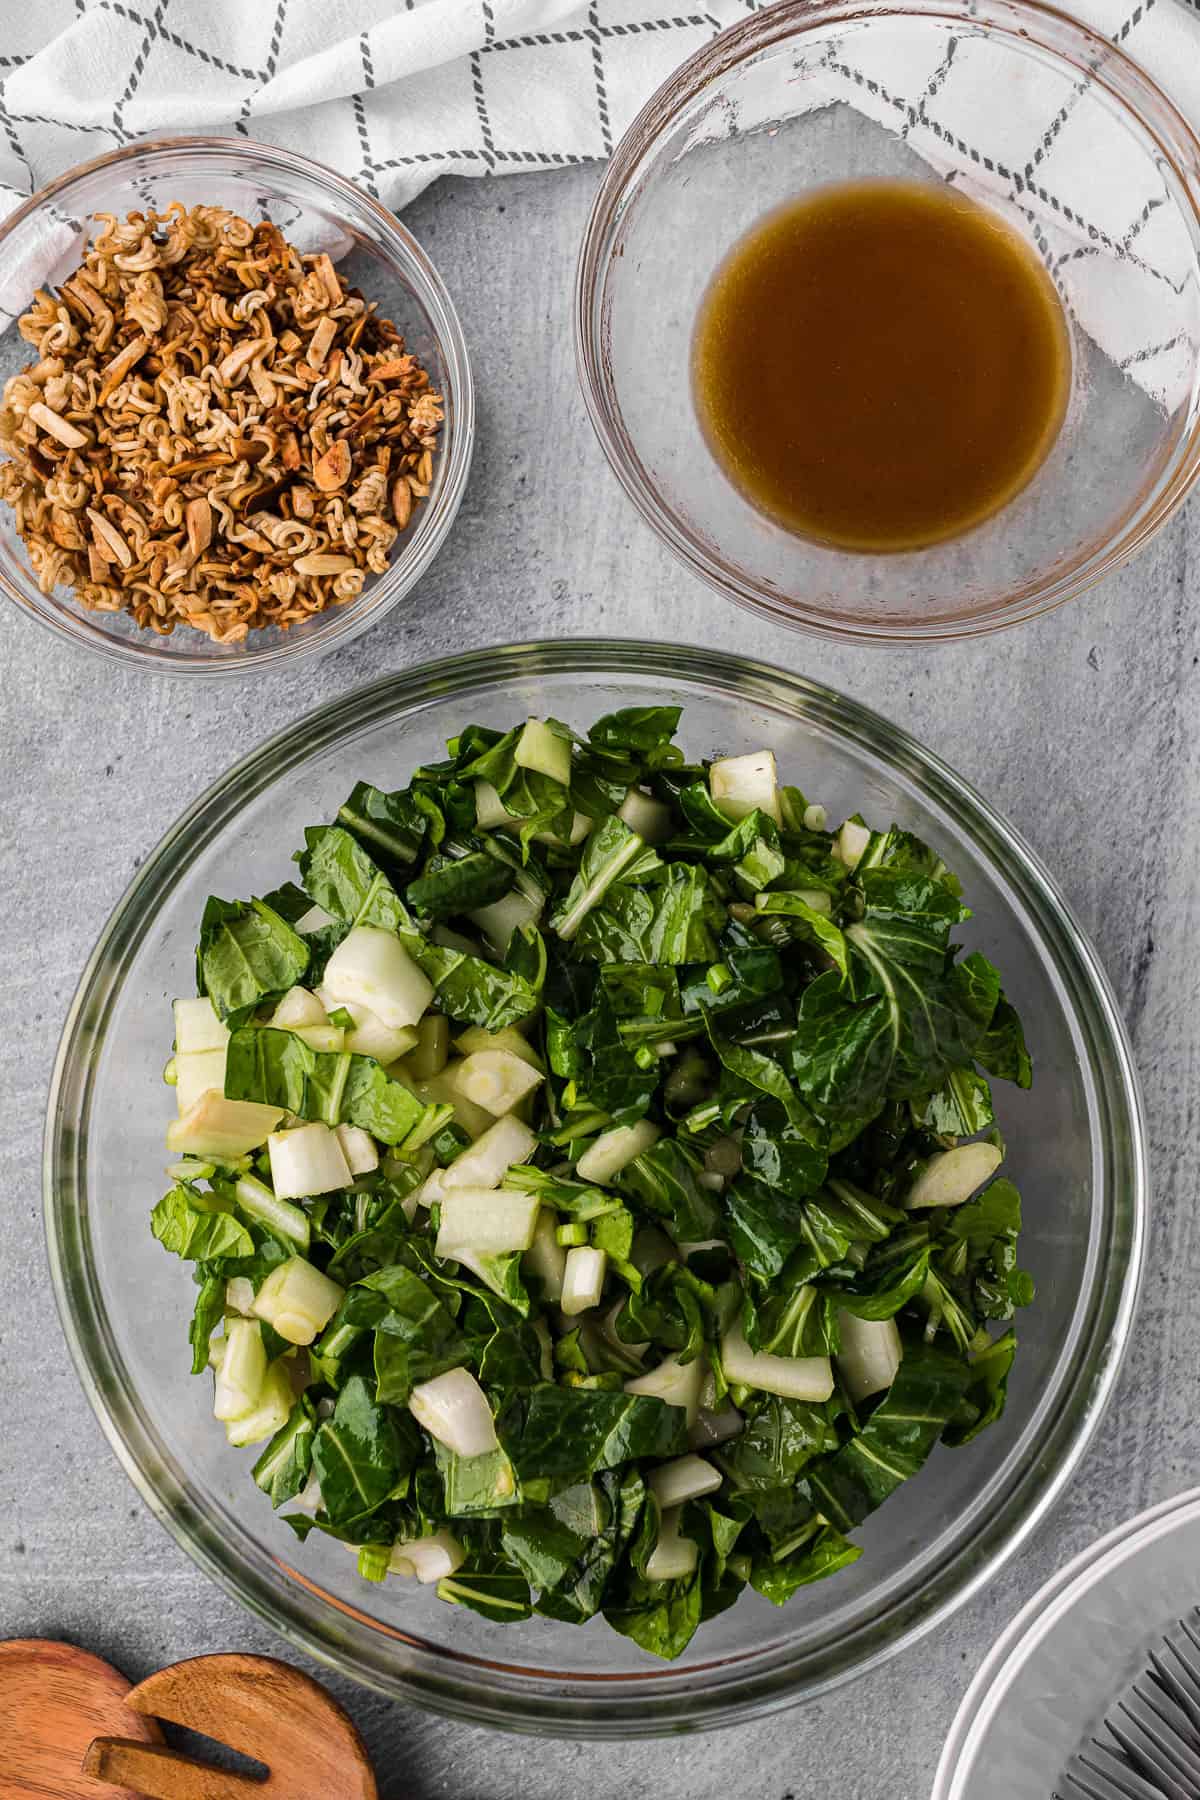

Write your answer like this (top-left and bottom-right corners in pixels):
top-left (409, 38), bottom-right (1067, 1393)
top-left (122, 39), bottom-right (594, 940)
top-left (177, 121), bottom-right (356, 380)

top-left (933, 1488), bottom-right (1200, 1799)
top-left (45, 641), bottom-right (1146, 1735)
top-left (0, 137), bottom-right (473, 675)
top-left (575, 0), bottom-right (1200, 643)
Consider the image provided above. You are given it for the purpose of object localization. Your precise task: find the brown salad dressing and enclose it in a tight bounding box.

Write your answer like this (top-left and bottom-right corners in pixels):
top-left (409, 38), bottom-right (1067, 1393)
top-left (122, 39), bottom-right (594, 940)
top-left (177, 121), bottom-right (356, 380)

top-left (691, 179), bottom-right (1071, 553)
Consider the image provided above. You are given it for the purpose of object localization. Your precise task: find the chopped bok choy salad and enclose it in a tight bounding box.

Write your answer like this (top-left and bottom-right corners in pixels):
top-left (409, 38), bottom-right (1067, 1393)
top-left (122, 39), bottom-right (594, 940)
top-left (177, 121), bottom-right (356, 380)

top-left (153, 706), bottom-right (1033, 1659)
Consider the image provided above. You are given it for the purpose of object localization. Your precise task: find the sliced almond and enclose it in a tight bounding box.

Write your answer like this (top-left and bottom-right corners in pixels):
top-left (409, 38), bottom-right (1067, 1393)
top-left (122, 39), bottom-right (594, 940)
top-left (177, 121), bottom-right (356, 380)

top-left (372, 358), bottom-right (414, 381)
top-left (391, 476), bottom-right (413, 530)
top-left (344, 402), bottom-right (380, 440)
top-left (86, 542), bottom-right (110, 583)
top-left (291, 486), bottom-right (315, 519)
top-left (63, 277), bottom-right (107, 320)
top-left (280, 430), bottom-right (302, 472)
top-left (307, 316), bottom-right (337, 371)
top-left (293, 552), bottom-right (354, 576)
top-left (169, 452), bottom-right (234, 475)
top-left (218, 340), bottom-right (260, 385)
top-left (86, 507), bottom-right (133, 569)
top-left (185, 497), bottom-right (213, 558)
top-left (230, 436), bottom-right (270, 465)
top-left (313, 254), bottom-right (342, 308)
top-left (248, 362), bottom-right (277, 407)
top-left (28, 402), bottom-right (87, 449)
top-left (97, 333), bottom-right (149, 400)
top-left (313, 439), bottom-right (351, 492)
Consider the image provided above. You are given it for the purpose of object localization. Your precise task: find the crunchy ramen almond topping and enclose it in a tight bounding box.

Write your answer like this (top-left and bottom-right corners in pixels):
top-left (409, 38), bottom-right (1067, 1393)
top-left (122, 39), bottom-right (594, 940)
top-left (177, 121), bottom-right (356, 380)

top-left (0, 203), bottom-right (444, 644)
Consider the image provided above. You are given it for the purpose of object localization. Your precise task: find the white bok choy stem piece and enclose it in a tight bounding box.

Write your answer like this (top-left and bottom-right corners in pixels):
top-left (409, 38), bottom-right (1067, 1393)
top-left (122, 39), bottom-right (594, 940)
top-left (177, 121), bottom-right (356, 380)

top-left (173, 995), bottom-right (229, 1055)
top-left (253, 1256), bottom-right (345, 1346)
top-left (314, 988), bottom-right (416, 1065)
top-left (475, 779), bottom-right (513, 829)
top-left (647, 1454), bottom-right (722, 1509)
top-left (226, 1360), bottom-right (293, 1447)
top-left (514, 717), bottom-right (573, 786)
top-left (468, 888), bottom-right (545, 956)
top-left (212, 1318), bottom-right (267, 1422)
top-left (436, 1188), bottom-right (541, 1258)
top-left (442, 1115), bottom-right (537, 1191)
top-left (409, 1368), bottom-right (498, 1456)
top-left (523, 1207), bottom-right (567, 1303)
top-left (536, 812), bottom-right (592, 849)
top-left (689, 1402), bottom-right (744, 1451)
top-left (233, 1173), bottom-right (310, 1252)
top-left (173, 1047), bottom-right (228, 1116)
top-left (290, 1470), bottom-right (324, 1517)
top-left (268, 1121), bottom-right (352, 1200)
top-left (576, 1118), bottom-right (661, 1185)
top-left (709, 749), bottom-right (781, 824)
top-left (167, 1093), bottom-right (283, 1160)
top-left (413, 1061), bottom-right (498, 1140)
top-left (225, 1276), bottom-right (256, 1316)
top-left (904, 1142), bottom-right (1003, 1209)
top-left (837, 1313), bottom-right (903, 1403)
top-left (644, 1508), bottom-right (700, 1583)
top-left (335, 1123), bottom-right (379, 1176)
top-left (602, 1298), bottom-right (647, 1362)
top-left (625, 1352), bottom-right (705, 1426)
top-left (413, 1168), bottom-right (446, 1210)
top-left (454, 1049), bottom-right (543, 1115)
top-left (389, 1529), bottom-right (466, 1584)
top-left (291, 1024), bottom-right (345, 1054)
top-left (321, 924), bottom-right (433, 1030)
top-left (618, 788), bottom-right (672, 844)
top-left (834, 818), bottom-right (872, 870)
top-left (721, 1322), bottom-right (834, 1401)
top-left (560, 1245), bottom-right (607, 1316)
top-left (292, 902), bottom-right (332, 935)
top-left (454, 1025), bottom-right (544, 1071)
top-left (407, 1014), bottom-right (450, 1081)
top-left (269, 985), bottom-right (328, 1030)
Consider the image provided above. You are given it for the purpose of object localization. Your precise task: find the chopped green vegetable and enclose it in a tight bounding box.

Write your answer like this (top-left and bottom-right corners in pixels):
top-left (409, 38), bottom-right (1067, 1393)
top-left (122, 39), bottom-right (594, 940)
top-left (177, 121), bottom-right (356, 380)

top-left (151, 708), bottom-right (1033, 1660)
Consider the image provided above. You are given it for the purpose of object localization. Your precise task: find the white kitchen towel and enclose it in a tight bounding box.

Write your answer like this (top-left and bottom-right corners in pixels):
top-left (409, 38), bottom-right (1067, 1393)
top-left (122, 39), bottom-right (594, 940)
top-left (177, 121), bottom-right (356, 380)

top-left (1, 0), bottom-right (1197, 217)
top-left (0, 0), bottom-right (1198, 401)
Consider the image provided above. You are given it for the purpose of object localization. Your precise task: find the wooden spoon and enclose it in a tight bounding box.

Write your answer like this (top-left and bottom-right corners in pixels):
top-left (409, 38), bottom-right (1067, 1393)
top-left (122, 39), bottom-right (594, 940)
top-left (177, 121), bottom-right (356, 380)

top-left (84, 1653), bottom-right (378, 1799)
top-left (0, 1640), bottom-right (377, 1799)
top-left (0, 1639), bottom-right (164, 1797)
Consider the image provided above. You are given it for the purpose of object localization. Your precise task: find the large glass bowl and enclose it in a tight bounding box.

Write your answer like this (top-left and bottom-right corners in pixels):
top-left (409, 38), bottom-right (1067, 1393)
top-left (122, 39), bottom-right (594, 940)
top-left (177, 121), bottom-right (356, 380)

top-left (0, 137), bottom-right (473, 675)
top-left (932, 1488), bottom-right (1200, 1798)
top-left (45, 641), bottom-right (1146, 1734)
top-left (575, 0), bottom-right (1200, 643)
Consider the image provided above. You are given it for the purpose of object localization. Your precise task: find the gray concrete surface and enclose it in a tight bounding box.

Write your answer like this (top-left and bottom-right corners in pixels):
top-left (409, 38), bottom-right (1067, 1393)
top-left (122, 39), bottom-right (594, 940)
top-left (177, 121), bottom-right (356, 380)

top-left (1, 163), bottom-right (1197, 1798)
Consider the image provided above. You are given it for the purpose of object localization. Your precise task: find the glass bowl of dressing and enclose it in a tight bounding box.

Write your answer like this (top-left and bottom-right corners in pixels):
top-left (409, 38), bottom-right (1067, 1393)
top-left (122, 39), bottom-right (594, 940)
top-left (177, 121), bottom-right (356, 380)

top-left (575, 0), bottom-right (1200, 643)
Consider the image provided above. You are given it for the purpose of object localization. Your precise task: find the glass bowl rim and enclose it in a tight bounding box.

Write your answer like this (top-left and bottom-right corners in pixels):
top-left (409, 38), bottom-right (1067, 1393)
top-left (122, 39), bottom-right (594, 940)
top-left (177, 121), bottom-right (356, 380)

top-left (573, 0), bottom-right (1200, 646)
top-left (930, 1484), bottom-right (1200, 1798)
top-left (44, 638), bottom-right (1148, 1734)
top-left (0, 134), bottom-right (475, 678)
